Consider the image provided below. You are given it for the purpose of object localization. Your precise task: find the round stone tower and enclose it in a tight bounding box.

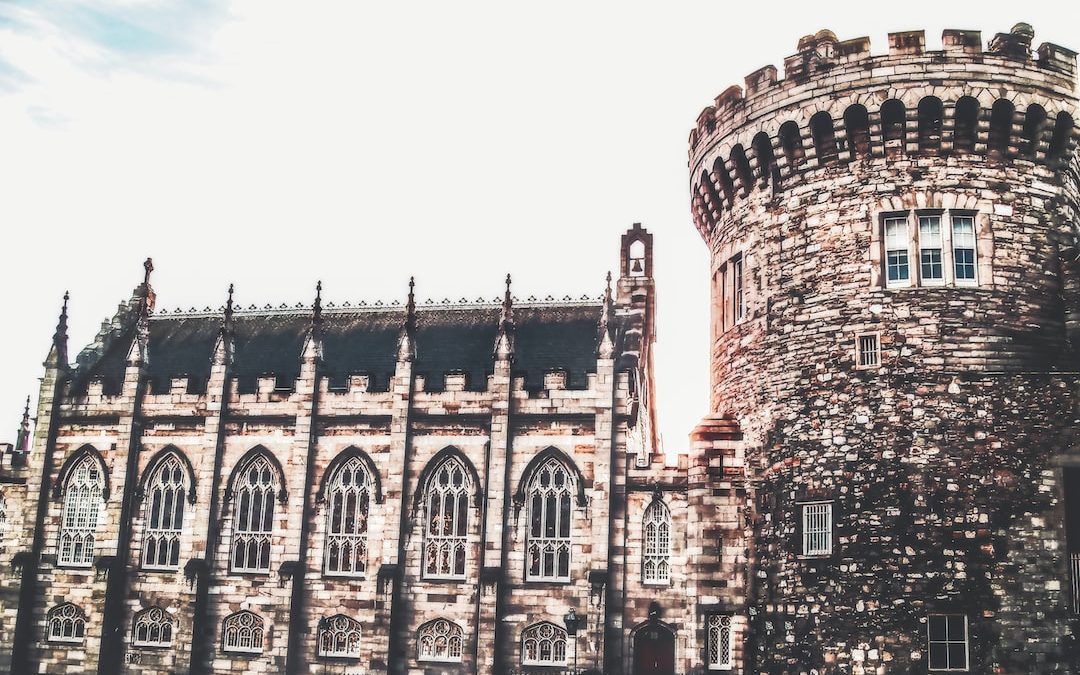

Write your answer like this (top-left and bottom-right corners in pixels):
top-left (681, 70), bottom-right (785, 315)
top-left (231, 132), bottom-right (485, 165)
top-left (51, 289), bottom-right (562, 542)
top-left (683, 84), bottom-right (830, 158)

top-left (689, 25), bottom-right (1080, 674)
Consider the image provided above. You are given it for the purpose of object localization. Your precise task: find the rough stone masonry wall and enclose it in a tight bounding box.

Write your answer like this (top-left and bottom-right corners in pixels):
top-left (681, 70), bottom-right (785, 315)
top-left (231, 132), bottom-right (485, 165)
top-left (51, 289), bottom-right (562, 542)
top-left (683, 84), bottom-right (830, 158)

top-left (690, 25), bottom-right (1080, 675)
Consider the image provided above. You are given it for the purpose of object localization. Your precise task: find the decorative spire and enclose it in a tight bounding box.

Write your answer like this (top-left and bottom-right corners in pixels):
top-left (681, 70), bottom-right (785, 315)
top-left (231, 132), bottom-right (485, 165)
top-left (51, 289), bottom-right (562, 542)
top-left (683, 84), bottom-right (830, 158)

top-left (598, 271), bottom-right (615, 359)
top-left (46, 291), bottom-right (70, 368)
top-left (224, 283), bottom-right (235, 329)
top-left (213, 284), bottom-right (236, 367)
top-left (494, 273), bottom-right (515, 361)
top-left (128, 259), bottom-right (153, 366)
top-left (143, 257), bottom-right (154, 286)
top-left (15, 395), bottom-right (31, 455)
top-left (302, 280), bottom-right (323, 363)
top-left (398, 277), bottom-right (418, 362)
top-left (313, 280), bottom-right (323, 326)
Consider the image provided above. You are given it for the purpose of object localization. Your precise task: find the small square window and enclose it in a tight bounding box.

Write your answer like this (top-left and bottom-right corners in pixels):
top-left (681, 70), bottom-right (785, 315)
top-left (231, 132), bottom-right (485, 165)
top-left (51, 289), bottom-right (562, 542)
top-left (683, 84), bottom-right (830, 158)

top-left (927, 614), bottom-right (969, 671)
top-left (855, 333), bottom-right (880, 369)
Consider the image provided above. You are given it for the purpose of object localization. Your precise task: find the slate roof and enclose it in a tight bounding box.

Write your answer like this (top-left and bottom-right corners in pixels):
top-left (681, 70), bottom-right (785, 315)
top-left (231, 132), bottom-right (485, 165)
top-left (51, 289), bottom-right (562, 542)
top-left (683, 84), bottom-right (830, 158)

top-left (72, 301), bottom-right (609, 394)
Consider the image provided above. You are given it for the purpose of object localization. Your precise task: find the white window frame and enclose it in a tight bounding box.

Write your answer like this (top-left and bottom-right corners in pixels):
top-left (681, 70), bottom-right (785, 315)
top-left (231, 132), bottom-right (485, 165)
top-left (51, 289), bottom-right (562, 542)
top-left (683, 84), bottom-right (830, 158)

top-left (222, 611), bottom-right (265, 654)
top-left (706, 614), bottom-right (734, 670)
top-left (132, 607), bottom-right (174, 648)
top-left (951, 213), bottom-right (978, 286)
top-left (521, 621), bottom-right (568, 666)
top-left (642, 499), bottom-right (672, 585)
top-left (731, 254), bottom-right (745, 323)
top-left (142, 455), bottom-right (186, 571)
top-left (422, 457), bottom-right (471, 580)
top-left (855, 333), bottom-right (880, 370)
top-left (884, 214), bottom-right (912, 288)
top-left (231, 455), bottom-right (277, 574)
top-left (58, 455), bottom-right (104, 568)
top-left (317, 614), bottom-right (362, 659)
top-left (417, 619), bottom-right (465, 663)
top-left (801, 501), bottom-right (833, 556)
top-left (323, 456), bottom-right (372, 578)
top-left (927, 613), bottom-right (969, 672)
top-left (525, 457), bottom-right (574, 583)
top-left (918, 213), bottom-right (946, 286)
top-left (46, 603), bottom-right (87, 644)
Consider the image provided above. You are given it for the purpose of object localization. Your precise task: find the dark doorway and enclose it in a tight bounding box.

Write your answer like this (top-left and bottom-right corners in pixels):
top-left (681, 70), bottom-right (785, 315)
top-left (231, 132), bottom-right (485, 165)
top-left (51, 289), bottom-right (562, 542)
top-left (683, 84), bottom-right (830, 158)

top-left (633, 623), bottom-right (675, 675)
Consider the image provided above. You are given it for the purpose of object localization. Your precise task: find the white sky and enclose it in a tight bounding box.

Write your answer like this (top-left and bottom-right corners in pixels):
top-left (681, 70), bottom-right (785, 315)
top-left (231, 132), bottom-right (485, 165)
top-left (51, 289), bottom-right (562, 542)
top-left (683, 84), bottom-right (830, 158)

top-left (1, 1), bottom-right (1078, 451)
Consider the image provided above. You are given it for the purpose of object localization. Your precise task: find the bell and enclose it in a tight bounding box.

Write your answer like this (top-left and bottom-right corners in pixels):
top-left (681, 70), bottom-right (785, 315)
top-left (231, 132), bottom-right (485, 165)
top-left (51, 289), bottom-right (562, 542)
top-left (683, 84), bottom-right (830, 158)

top-left (632, 259), bottom-right (644, 274)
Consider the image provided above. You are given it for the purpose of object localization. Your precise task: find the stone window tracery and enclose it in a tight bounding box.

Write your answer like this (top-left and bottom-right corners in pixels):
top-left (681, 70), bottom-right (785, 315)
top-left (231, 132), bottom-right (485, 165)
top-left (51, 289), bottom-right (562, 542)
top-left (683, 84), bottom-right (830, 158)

top-left (222, 610), bottom-right (264, 654)
top-left (423, 456), bottom-right (471, 579)
top-left (132, 607), bottom-right (173, 648)
top-left (142, 455), bottom-right (186, 570)
top-left (526, 457), bottom-right (574, 582)
top-left (58, 454), bottom-right (104, 567)
top-left (318, 614), bottom-right (362, 658)
top-left (231, 455), bottom-right (276, 573)
top-left (323, 456), bottom-right (371, 577)
top-left (642, 498), bottom-right (671, 585)
top-left (521, 621), bottom-right (567, 666)
top-left (417, 619), bottom-right (464, 662)
top-left (706, 615), bottom-right (733, 670)
top-left (47, 603), bottom-right (86, 644)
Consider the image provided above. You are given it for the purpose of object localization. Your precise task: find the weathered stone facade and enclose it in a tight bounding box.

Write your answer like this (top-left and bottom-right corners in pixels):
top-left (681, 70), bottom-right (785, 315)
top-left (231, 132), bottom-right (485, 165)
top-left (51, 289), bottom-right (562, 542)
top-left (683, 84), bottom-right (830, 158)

top-left (690, 23), bottom-right (1080, 675)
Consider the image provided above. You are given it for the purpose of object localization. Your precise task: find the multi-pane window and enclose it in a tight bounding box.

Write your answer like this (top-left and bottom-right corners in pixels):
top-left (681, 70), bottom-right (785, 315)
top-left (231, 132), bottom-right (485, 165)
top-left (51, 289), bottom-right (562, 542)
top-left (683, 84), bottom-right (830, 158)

top-left (59, 455), bottom-right (104, 567)
top-left (884, 216), bottom-right (910, 286)
top-left (143, 455), bottom-right (186, 570)
top-left (222, 611), bottom-right (264, 654)
top-left (706, 615), bottom-right (733, 670)
top-left (952, 215), bottom-right (977, 283)
top-left (47, 603), bottom-right (86, 643)
top-left (927, 614), bottom-right (969, 671)
top-left (232, 455), bottom-right (276, 573)
top-left (919, 215), bottom-right (944, 283)
top-left (323, 456), bottom-right (371, 577)
top-left (418, 619), bottom-right (464, 663)
top-left (642, 499), bottom-right (672, 585)
top-left (521, 622), bottom-right (568, 666)
top-left (882, 211), bottom-right (981, 287)
top-left (423, 456), bottom-right (471, 579)
top-left (856, 333), bottom-right (880, 369)
top-left (132, 607), bottom-right (174, 648)
top-left (801, 502), bottom-right (833, 556)
top-left (318, 614), bottom-right (362, 658)
top-left (526, 457), bottom-right (574, 582)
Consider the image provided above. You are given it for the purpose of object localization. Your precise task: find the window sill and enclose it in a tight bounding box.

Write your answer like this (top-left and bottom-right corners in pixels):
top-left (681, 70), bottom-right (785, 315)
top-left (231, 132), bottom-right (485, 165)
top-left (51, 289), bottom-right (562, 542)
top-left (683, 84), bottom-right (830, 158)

top-left (222, 649), bottom-right (263, 658)
top-left (523, 579), bottom-right (572, 587)
top-left (798, 553), bottom-right (833, 560)
top-left (420, 575), bottom-right (470, 584)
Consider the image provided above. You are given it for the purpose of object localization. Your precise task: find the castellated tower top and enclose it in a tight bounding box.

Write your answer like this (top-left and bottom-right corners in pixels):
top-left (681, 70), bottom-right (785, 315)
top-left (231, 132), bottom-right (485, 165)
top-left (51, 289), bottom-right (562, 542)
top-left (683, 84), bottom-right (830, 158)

top-left (688, 24), bottom-right (1079, 242)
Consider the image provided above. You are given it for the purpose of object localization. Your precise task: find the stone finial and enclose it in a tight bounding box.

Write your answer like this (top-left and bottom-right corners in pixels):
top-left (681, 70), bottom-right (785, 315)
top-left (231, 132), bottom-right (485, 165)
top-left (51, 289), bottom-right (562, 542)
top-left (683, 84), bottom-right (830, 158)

top-left (15, 395), bottom-right (31, 454)
top-left (224, 284), bottom-right (235, 328)
top-left (302, 281), bottom-right (324, 362)
top-left (213, 284), bottom-right (236, 367)
top-left (313, 280), bottom-right (323, 325)
top-left (598, 272), bottom-right (615, 359)
top-left (494, 274), bottom-right (515, 361)
top-left (143, 257), bottom-right (154, 286)
top-left (46, 291), bottom-right (70, 369)
top-left (398, 277), bottom-right (417, 362)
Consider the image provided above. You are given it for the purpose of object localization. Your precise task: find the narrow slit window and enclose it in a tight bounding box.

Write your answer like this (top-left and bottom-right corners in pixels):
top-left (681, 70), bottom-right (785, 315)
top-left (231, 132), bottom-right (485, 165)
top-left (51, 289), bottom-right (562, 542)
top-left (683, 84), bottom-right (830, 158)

top-left (918, 215), bottom-right (944, 284)
top-left (952, 215), bottom-right (977, 283)
top-left (732, 255), bottom-right (745, 322)
top-left (884, 216), bottom-right (910, 286)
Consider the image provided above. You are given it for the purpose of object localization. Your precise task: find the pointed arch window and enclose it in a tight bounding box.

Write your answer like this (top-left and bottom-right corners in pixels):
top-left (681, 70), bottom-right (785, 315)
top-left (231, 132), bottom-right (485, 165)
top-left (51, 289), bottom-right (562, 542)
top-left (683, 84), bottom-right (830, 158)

top-left (643, 499), bottom-right (672, 585)
top-left (707, 615), bottom-right (734, 670)
top-left (318, 614), bottom-right (362, 658)
top-left (521, 621), bottom-right (568, 666)
top-left (222, 611), bottom-right (264, 654)
top-left (526, 457), bottom-right (574, 582)
top-left (132, 607), bottom-right (174, 647)
top-left (58, 454), bottom-right (104, 567)
top-left (418, 619), bottom-right (464, 662)
top-left (232, 455), bottom-right (277, 573)
top-left (47, 603), bottom-right (87, 643)
top-left (423, 456), bottom-right (471, 579)
top-left (323, 455), bottom-right (371, 576)
top-left (142, 454), bottom-right (187, 570)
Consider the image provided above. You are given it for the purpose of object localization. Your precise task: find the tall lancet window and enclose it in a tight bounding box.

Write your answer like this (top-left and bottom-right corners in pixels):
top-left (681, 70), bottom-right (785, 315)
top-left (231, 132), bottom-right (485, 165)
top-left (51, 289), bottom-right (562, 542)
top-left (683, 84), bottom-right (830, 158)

top-left (58, 455), bottom-right (104, 567)
top-left (643, 498), bottom-right (672, 584)
top-left (423, 456), bottom-right (471, 579)
top-left (324, 456), bottom-right (371, 576)
top-left (526, 457), bottom-right (574, 582)
top-left (143, 455), bottom-right (186, 570)
top-left (232, 455), bottom-right (277, 573)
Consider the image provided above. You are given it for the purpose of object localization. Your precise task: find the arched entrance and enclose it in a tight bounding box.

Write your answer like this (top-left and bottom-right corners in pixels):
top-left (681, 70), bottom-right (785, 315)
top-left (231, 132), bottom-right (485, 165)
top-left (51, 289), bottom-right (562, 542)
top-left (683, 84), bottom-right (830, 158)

top-left (632, 622), bottom-right (675, 675)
